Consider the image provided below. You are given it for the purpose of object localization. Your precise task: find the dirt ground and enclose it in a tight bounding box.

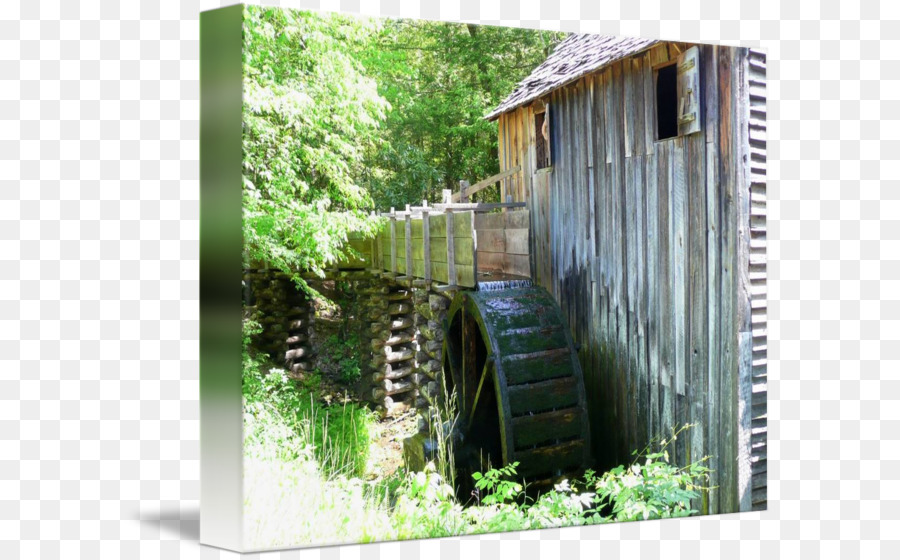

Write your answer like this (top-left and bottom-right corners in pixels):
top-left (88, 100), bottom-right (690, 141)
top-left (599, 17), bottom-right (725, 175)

top-left (365, 411), bottom-right (419, 481)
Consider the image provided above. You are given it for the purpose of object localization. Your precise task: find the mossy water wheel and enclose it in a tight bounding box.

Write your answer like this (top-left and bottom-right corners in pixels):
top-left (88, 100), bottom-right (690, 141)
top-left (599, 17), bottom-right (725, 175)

top-left (441, 285), bottom-right (591, 494)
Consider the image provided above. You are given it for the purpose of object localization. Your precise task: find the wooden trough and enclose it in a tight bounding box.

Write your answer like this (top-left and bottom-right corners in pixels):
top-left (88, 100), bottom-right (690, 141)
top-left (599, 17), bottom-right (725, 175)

top-left (341, 184), bottom-right (532, 289)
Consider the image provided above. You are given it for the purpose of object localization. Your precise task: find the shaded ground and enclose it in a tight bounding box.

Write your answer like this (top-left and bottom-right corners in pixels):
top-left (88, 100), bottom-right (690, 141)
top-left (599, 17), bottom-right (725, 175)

top-left (365, 411), bottom-right (419, 481)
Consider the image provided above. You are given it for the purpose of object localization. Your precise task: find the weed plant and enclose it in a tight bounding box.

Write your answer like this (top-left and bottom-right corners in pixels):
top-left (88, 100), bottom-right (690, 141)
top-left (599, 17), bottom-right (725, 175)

top-left (241, 318), bottom-right (712, 547)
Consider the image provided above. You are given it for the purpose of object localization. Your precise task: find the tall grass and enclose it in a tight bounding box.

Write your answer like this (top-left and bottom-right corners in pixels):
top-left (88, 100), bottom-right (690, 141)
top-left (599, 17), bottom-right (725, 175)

top-left (241, 320), bottom-right (711, 548)
top-left (242, 319), bottom-right (392, 547)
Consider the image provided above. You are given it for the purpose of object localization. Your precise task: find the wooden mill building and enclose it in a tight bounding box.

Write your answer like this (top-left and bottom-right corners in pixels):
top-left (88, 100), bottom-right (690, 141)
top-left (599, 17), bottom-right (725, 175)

top-left (485, 35), bottom-right (767, 513)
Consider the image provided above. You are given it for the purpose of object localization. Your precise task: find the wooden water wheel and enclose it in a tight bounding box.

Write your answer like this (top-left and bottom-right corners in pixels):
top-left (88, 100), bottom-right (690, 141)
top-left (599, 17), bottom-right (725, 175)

top-left (441, 285), bottom-right (591, 494)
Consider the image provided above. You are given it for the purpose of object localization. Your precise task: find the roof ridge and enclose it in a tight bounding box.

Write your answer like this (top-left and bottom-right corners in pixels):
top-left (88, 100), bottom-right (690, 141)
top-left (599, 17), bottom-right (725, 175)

top-left (485, 33), bottom-right (659, 121)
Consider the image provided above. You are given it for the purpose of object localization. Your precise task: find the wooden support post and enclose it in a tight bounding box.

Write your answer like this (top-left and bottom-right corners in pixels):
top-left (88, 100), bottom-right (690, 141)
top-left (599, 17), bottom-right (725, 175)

top-left (446, 210), bottom-right (456, 287)
top-left (404, 203), bottom-right (412, 282)
top-left (390, 207), bottom-right (397, 276)
top-left (459, 180), bottom-right (470, 203)
top-left (422, 199), bottom-right (432, 286)
top-left (369, 210), bottom-right (377, 271)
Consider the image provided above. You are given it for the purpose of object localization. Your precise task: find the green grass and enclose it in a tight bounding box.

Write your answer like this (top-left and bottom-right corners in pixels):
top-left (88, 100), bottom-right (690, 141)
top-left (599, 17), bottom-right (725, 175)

top-left (241, 319), bottom-right (711, 548)
top-left (242, 351), bottom-right (393, 547)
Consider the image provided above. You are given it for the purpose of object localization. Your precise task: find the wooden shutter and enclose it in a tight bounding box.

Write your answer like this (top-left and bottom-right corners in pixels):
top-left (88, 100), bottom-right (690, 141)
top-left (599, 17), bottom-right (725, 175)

top-left (677, 46), bottom-right (701, 136)
top-left (546, 103), bottom-right (554, 166)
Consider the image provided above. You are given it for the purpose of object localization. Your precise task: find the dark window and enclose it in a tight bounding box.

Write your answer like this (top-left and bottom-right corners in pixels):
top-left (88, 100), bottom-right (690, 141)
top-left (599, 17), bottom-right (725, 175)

top-left (656, 64), bottom-right (678, 140)
top-left (535, 110), bottom-right (550, 169)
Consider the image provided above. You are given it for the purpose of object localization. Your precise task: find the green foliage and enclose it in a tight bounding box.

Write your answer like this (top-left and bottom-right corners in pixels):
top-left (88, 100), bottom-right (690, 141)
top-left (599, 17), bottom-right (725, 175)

top-left (242, 6), bottom-right (384, 288)
top-left (589, 425), bottom-right (712, 521)
top-left (242, 320), bottom-right (373, 476)
top-left (388, 425), bottom-right (713, 538)
top-left (241, 6), bottom-right (566, 286)
top-left (360, 20), bottom-right (567, 208)
top-left (472, 462), bottom-right (523, 506)
top-left (389, 464), bottom-right (469, 539)
top-left (318, 333), bottom-right (363, 384)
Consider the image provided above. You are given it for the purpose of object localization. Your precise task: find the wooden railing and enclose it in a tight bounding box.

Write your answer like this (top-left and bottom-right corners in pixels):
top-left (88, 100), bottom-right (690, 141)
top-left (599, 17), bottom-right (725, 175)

top-left (451, 166), bottom-right (521, 203)
top-left (339, 183), bottom-right (530, 289)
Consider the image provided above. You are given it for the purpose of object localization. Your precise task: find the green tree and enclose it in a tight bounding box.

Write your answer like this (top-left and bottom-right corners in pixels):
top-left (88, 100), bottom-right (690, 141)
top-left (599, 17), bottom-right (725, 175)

top-left (241, 7), bottom-right (566, 284)
top-left (360, 20), bottom-right (566, 209)
top-left (242, 6), bottom-right (386, 287)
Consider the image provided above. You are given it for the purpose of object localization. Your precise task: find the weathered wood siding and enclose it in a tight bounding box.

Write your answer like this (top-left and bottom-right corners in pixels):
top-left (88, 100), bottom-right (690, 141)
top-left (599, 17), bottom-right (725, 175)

top-left (474, 210), bottom-right (531, 277)
top-left (496, 43), bottom-right (764, 514)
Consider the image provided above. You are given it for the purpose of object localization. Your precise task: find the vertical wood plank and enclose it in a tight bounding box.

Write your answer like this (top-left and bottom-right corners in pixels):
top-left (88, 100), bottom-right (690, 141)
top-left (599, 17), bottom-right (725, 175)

top-left (647, 149), bottom-right (660, 445)
top-left (676, 135), bottom-right (692, 467)
top-left (549, 96), bottom-right (557, 300)
top-left (570, 82), bottom-right (578, 329)
top-left (643, 52), bottom-right (655, 154)
top-left (519, 105), bottom-right (527, 202)
top-left (613, 61), bottom-right (630, 462)
top-left (718, 45), bottom-right (738, 513)
top-left (390, 208), bottom-right (397, 275)
top-left (587, 78), bottom-right (597, 260)
top-left (563, 85), bottom-right (573, 318)
top-left (635, 152), bottom-right (648, 450)
top-left (659, 141), bottom-right (675, 443)
top-left (524, 105), bottom-right (534, 206)
top-left (688, 122), bottom-right (708, 513)
top-left (446, 211), bottom-right (456, 286)
top-left (605, 67), bottom-right (615, 165)
top-left (405, 205), bottom-right (413, 280)
top-left (632, 56), bottom-right (646, 158)
top-left (595, 72), bottom-right (614, 469)
top-left (623, 57), bottom-right (635, 158)
top-left (501, 114), bottom-right (509, 203)
top-left (703, 43), bottom-right (721, 514)
top-left (673, 137), bottom-right (687, 398)
top-left (573, 82), bottom-right (584, 376)
top-left (625, 155), bottom-right (638, 456)
top-left (423, 202), bottom-right (432, 285)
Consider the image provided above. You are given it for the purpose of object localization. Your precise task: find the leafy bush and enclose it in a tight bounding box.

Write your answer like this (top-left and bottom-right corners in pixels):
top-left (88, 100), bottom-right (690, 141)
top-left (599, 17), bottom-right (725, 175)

top-left (388, 424), bottom-right (712, 536)
top-left (244, 317), bottom-right (710, 547)
top-left (242, 6), bottom-right (384, 291)
top-left (317, 333), bottom-right (363, 384)
top-left (389, 464), bottom-right (468, 539)
top-left (472, 462), bottom-right (523, 506)
top-left (243, 321), bottom-right (373, 476)
top-left (589, 425), bottom-right (711, 521)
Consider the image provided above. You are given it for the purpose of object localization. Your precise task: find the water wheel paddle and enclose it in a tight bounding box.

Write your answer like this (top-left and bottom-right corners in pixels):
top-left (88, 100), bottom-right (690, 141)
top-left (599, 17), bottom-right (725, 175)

top-left (441, 284), bottom-right (591, 495)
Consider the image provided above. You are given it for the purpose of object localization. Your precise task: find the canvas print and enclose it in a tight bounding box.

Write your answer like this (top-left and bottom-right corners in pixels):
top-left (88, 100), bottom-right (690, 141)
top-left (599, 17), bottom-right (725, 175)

top-left (200, 3), bottom-right (766, 552)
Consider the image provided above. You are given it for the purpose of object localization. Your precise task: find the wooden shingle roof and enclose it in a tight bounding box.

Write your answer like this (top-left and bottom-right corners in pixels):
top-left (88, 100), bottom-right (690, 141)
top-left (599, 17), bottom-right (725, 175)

top-left (485, 33), bottom-right (659, 121)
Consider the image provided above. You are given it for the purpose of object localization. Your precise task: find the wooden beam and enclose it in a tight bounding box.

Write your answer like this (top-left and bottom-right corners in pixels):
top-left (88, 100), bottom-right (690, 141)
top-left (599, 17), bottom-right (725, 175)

top-left (450, 166), bottom-right (522, 202)
top-left (432, 283), bottom-right (462, 293)
top-left (433, 202), bottom-right (526, 212)
top-left (459, 179), bottom-right (470, 203)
